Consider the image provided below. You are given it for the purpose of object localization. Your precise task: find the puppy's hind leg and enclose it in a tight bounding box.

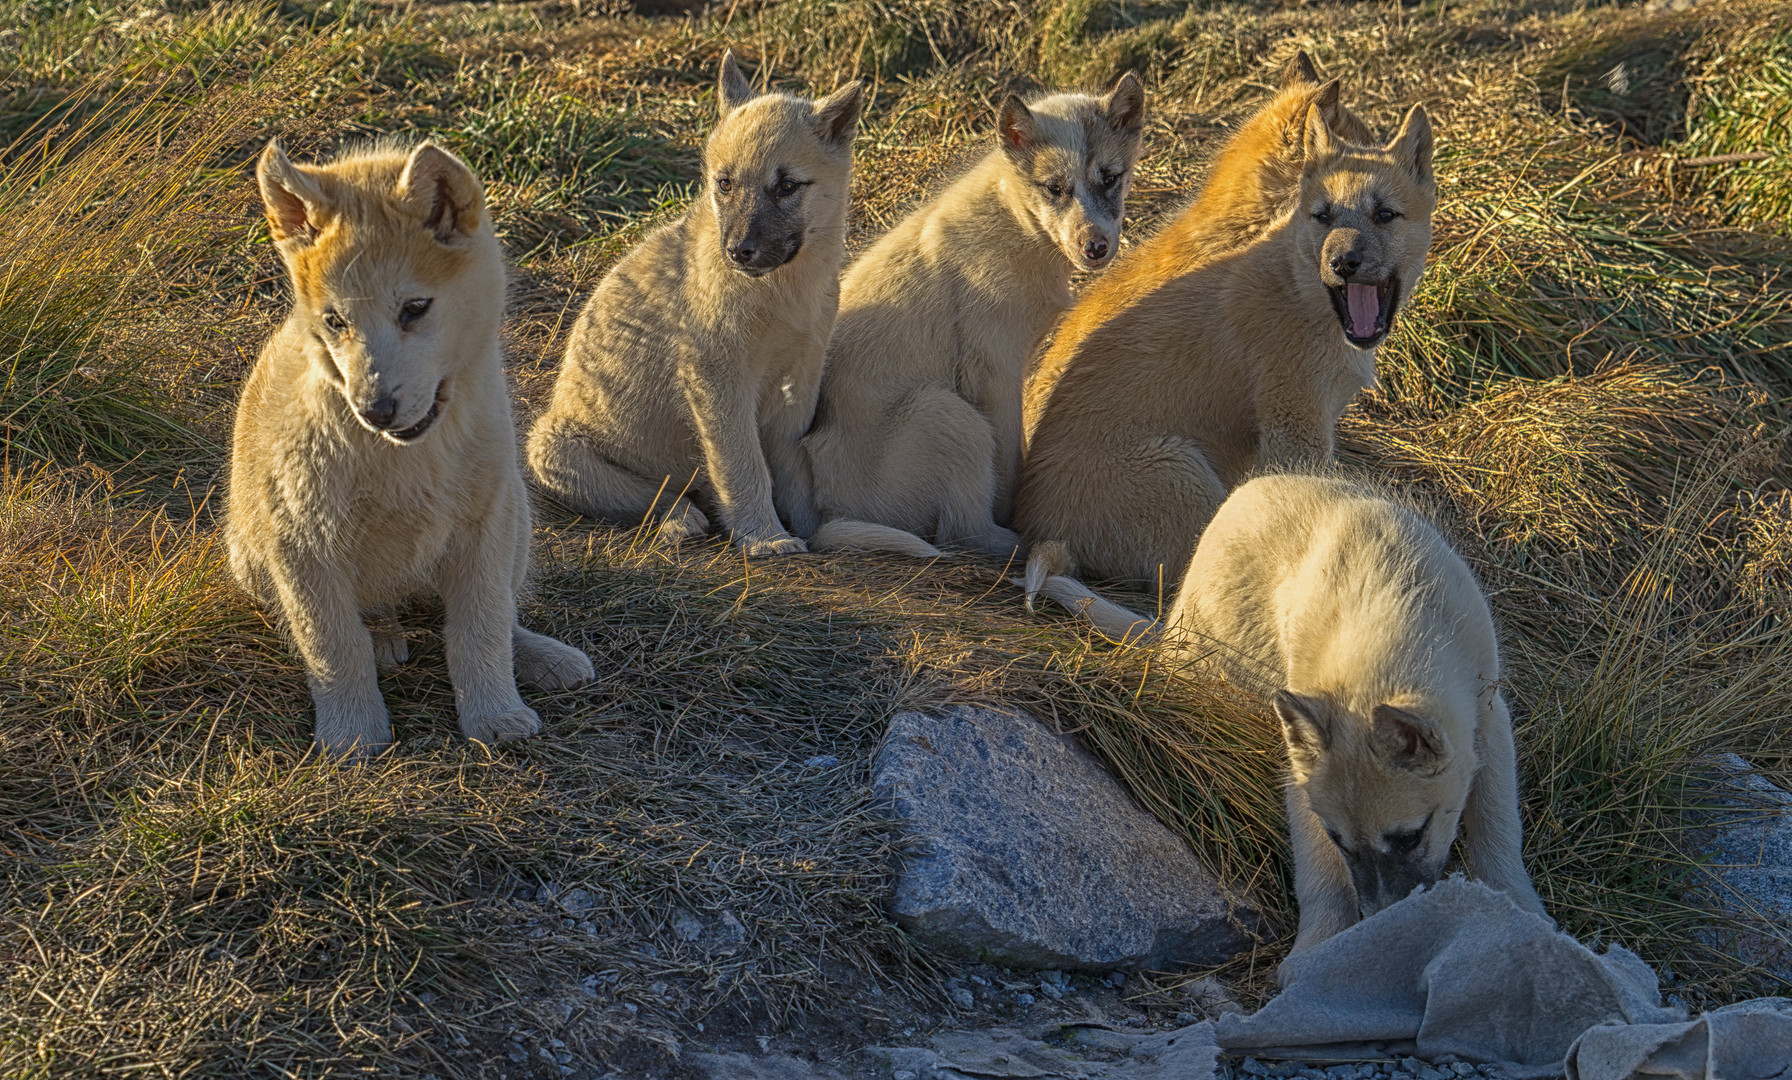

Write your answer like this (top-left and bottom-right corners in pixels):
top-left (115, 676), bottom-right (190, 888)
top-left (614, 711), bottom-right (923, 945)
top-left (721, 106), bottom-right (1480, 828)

top-left (882, 387), bottom-right (1020, 557)
top-left (526, 417), bottom-right (709, 541)
top-left (505, 484), bottom-right (596, 694)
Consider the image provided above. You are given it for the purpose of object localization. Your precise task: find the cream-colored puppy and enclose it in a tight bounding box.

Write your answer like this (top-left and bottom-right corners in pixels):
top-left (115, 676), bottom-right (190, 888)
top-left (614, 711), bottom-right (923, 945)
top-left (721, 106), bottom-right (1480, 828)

top-left (528, 52), bottom-right (863, 554)
top-left (227, 140), bottom-right (594, 759)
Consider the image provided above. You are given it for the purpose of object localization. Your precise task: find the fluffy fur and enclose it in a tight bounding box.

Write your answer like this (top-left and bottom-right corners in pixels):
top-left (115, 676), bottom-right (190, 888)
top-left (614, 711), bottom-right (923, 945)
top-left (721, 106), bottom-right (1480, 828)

top-left (802, 75), bottom-right (1146, 558)
top-left (527, 52), bottom-right (863, 555)
top-left (1038, 52), bottom-right (1373, 370)
top-left (1032, 473), bottom-right (1547, 965)
top-left (226, 140), bottom-right (595, 759)
top-left (1016, 102), bottom-right (1437, 590)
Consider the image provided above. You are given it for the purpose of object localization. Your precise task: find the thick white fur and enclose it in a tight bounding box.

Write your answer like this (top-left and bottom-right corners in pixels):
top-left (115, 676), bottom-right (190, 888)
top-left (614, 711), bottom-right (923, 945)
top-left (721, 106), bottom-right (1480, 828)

top-left (227, 141), bottom-right (594, 759)
top-left (803, 77), bottom-right (1145, 557)
top-left (1030, 474), bottom-right (1545, 963)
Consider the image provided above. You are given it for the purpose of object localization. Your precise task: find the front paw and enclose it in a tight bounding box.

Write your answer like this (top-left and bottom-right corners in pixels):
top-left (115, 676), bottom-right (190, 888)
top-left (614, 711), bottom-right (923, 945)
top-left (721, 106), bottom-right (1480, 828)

top-left (314, 701), bottom-right (393, 762)
top-left (460, 705), bottom-right (542, 746)
top-left (515, 628), bottom-right (596, 691)
top-left (737, 528), bottom-right (807, 556)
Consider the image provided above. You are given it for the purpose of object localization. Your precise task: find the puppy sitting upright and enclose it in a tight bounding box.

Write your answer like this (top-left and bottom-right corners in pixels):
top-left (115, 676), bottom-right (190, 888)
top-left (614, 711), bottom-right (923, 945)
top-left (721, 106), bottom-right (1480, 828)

top-left (1017, 104), bottom-right (1437, 589)
top-left (528, 52), bottom-right (863, 554)
top-left (802, 75), bottom-right (1145, 557)
top-left (227, 141), bottom-right (595, 759)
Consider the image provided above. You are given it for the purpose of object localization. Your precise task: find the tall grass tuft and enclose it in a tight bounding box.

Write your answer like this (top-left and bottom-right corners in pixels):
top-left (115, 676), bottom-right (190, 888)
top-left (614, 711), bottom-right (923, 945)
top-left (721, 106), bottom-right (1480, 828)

top-left (0, 16), bottom-right (338, 465)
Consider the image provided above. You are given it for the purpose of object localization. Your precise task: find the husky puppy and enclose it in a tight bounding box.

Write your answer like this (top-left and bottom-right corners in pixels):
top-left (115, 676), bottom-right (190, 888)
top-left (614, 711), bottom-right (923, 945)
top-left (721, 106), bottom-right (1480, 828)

top-left (802, 75), bottom-right (1146, 558)
top-left (227, 141), bottom-right (595, 759)
top-left (1029, 474), bottom-right (1547, 961)
top-left (527, 52), bottom-right (863, 555)
top-left (1017, 104), bottom-right (1437, 590)
top-left (1034, 52), bottom-right (1373, 387)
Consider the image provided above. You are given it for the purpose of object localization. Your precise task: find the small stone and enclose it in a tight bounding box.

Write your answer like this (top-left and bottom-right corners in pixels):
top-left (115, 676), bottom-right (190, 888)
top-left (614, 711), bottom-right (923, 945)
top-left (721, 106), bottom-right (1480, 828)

top-left (578, 975), bottom-right (600, 998)
top-left (894, 1073), bottom-right (919, 1080)
top-left (672, 910), bottom-right (703, 942)
top-left (804, 755), bottom-right (840, 769)
top-left (576, 920), bottom-right (596, 935)
top-left (949, 986), bottom-right (975, 1009)
top-left (756, 1035), bottom-right (772, 1053)
top-left (1122, 1015), bottom-right (1144, 1027)
top-left (558, 1069), bottom-right (574, 1078)
top-left (506, 1048), bottom-right (528, 1064)
top-left (1176, 1012), bottom-right (1197, 1025)
top-left (1107, 971), bottom-right (1126, 989)
top-left (538, 1048), bottom-right (556, 1064)
top-left (1016, 993), bottom-right (1035, 1005)
top-left (649, 981), bottom-right (669, 998)
top-left (555, 1052), bottom-right (572, 1065)
top-left (1401, 1060), bottom-right (1424, 1074)
top-left (1417, 1067), bottom-right (1446, 1080)
top-left (415, 990), bottom-right (438, 1005)
top-left (559, 888), bottom-right (595, 914)
top-left (711, 910), bottom-right (749, 946)
top-left (969, 974), bottom-right (990, 987)
top-left (1450, 1066), bottom-right (1476, 1077)
top-left (1239, 1059), bottom-right (1270, 1078)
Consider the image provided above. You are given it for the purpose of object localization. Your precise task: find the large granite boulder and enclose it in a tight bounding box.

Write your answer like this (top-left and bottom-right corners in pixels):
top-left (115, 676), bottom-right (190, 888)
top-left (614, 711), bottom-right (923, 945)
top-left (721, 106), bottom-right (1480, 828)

top-left (874, 706), bottom-right (1261, 972)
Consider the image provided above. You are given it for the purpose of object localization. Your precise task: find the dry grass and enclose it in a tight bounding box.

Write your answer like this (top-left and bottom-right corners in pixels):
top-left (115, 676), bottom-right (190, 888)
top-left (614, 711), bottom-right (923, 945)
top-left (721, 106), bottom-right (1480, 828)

top-left (4, 0), bottom-right (1792, 1075)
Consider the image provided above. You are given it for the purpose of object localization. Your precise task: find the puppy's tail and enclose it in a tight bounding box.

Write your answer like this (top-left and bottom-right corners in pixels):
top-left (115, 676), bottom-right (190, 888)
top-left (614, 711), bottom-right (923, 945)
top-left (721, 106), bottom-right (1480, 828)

top-left (1019, 542), bottom-right (1158, 644)
top-left (810, 519), bottom-right (948, 559)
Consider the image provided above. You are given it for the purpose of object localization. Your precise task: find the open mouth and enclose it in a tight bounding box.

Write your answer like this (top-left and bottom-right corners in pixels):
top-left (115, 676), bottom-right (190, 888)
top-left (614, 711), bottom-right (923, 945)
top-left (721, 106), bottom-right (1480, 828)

top-left (383, 383), bottom-right (447, 444)
top-left (1328, 274), bottom-right (1401, 349)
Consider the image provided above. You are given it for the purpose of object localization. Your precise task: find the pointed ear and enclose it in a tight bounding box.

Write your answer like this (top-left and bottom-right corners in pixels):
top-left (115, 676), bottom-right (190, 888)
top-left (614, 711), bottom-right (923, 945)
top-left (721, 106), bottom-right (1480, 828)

top-left (1104, 71), bottom-right (1145, 135)
top-left (1281, 50), bottom-right (1320, 90)
top-left (398, 143), bottom-right (484, 243)
top-left (1302, 101), bottom-right (1339, 165)
top-left (1371, 704), bottom-right (1447, 774)
top-left (998, 94), bottom-right (1041, 161)
top-left (718, 50), bottom-right (757, 117)
top-left (1273, 690), bottom-right (1332, 773)
top-left (1386, 103), bottom-right (1434, 184)
top-left (257, 140), bottom-right (329, 249)
top-left (812, 79), bottom-right (864, 146)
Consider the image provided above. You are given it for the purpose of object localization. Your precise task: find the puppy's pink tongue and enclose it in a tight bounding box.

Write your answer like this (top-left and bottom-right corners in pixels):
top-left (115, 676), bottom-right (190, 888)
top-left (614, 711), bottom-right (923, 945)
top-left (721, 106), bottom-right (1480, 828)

top-left (1347, 283), bottom-right (1380, 339)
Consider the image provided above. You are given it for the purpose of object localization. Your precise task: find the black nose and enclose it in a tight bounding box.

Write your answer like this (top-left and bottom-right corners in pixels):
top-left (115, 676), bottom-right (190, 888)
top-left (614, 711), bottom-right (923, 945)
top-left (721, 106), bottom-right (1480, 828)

top-left (727, 242), bottom-right (757, 266)
top-left (360, 396), bottom-right (398, 429)
top-left (1330, 250), bottom-right (1363, 278)
top-left (1083, 238), bottom-right (1109, 263)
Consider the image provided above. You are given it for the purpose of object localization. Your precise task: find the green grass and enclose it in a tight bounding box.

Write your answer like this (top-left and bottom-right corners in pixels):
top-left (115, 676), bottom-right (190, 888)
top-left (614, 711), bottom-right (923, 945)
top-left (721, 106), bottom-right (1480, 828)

top-left (3, 0), bottom-right (1792, 1075)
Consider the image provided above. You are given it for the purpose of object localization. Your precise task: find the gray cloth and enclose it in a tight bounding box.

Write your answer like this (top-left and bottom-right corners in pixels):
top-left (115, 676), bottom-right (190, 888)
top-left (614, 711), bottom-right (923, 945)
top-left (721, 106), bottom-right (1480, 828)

top-left (849, 878), bottom-right (1792, 1080)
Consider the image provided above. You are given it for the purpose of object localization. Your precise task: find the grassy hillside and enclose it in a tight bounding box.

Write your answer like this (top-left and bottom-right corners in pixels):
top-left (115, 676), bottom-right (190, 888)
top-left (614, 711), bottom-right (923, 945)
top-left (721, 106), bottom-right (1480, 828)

top-left (3, 0), bottom-right (1790, 1075)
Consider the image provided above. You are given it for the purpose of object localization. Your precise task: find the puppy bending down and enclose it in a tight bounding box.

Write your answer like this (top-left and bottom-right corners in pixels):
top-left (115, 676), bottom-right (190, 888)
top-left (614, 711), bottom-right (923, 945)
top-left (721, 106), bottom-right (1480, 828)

top-left (227, 141), bottom-right (595, 759)
top-left (1031, 474), bottom-right (1547, 960)
top-left (1016, 104), bottom-right (1436, 589)
top-left (802, 75), bottom-right (1145, 558)
top-left (528, 53), bottom-right (863, 555)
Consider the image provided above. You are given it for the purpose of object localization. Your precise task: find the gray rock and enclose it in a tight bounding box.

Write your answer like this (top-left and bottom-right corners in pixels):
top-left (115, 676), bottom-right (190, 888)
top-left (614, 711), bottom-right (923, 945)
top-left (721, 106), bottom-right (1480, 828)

top-left (1699, 755), bottom-right (1792, 974)
top-left (874, 706), bottom-right (1261, 972)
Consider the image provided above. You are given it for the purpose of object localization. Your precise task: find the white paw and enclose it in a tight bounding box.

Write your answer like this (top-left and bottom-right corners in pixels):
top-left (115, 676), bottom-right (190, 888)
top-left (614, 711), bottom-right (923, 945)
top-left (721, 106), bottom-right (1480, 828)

top-left (739, 530), bottom-right (807, 557)
top-left (313, 702), bottom-right (393, 762)
top-left (515, 630), bottom-right (596, 691)
top-left (371, 631), bottom-right (410, 666)
top-left (460, 705), bottom-right (542, 746)
top-left (656, 503), bottom-right (710, 546)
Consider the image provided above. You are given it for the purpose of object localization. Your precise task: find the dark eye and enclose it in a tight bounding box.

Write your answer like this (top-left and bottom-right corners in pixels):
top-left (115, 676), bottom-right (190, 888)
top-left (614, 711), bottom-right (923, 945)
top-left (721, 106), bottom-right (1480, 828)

top-left (1388, 830), bottom-right (1424, 856)
top-left (1313, 209), bottom-right (1333, 226)
top-left (715, 176), bottom-right (733, 195)
top-left (776, 177), bottom-right (802, 196)
top-left (322, 310), bottom-right (347, 334)
top-left (399, 297), bottom-right (432, 329)
top-left (1374, 207), bottom-right (1400, 224)
top-left (1100, 170), bottom-right (1121, 190)
top-left (1045, 181), bottom-right (1066, 198)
